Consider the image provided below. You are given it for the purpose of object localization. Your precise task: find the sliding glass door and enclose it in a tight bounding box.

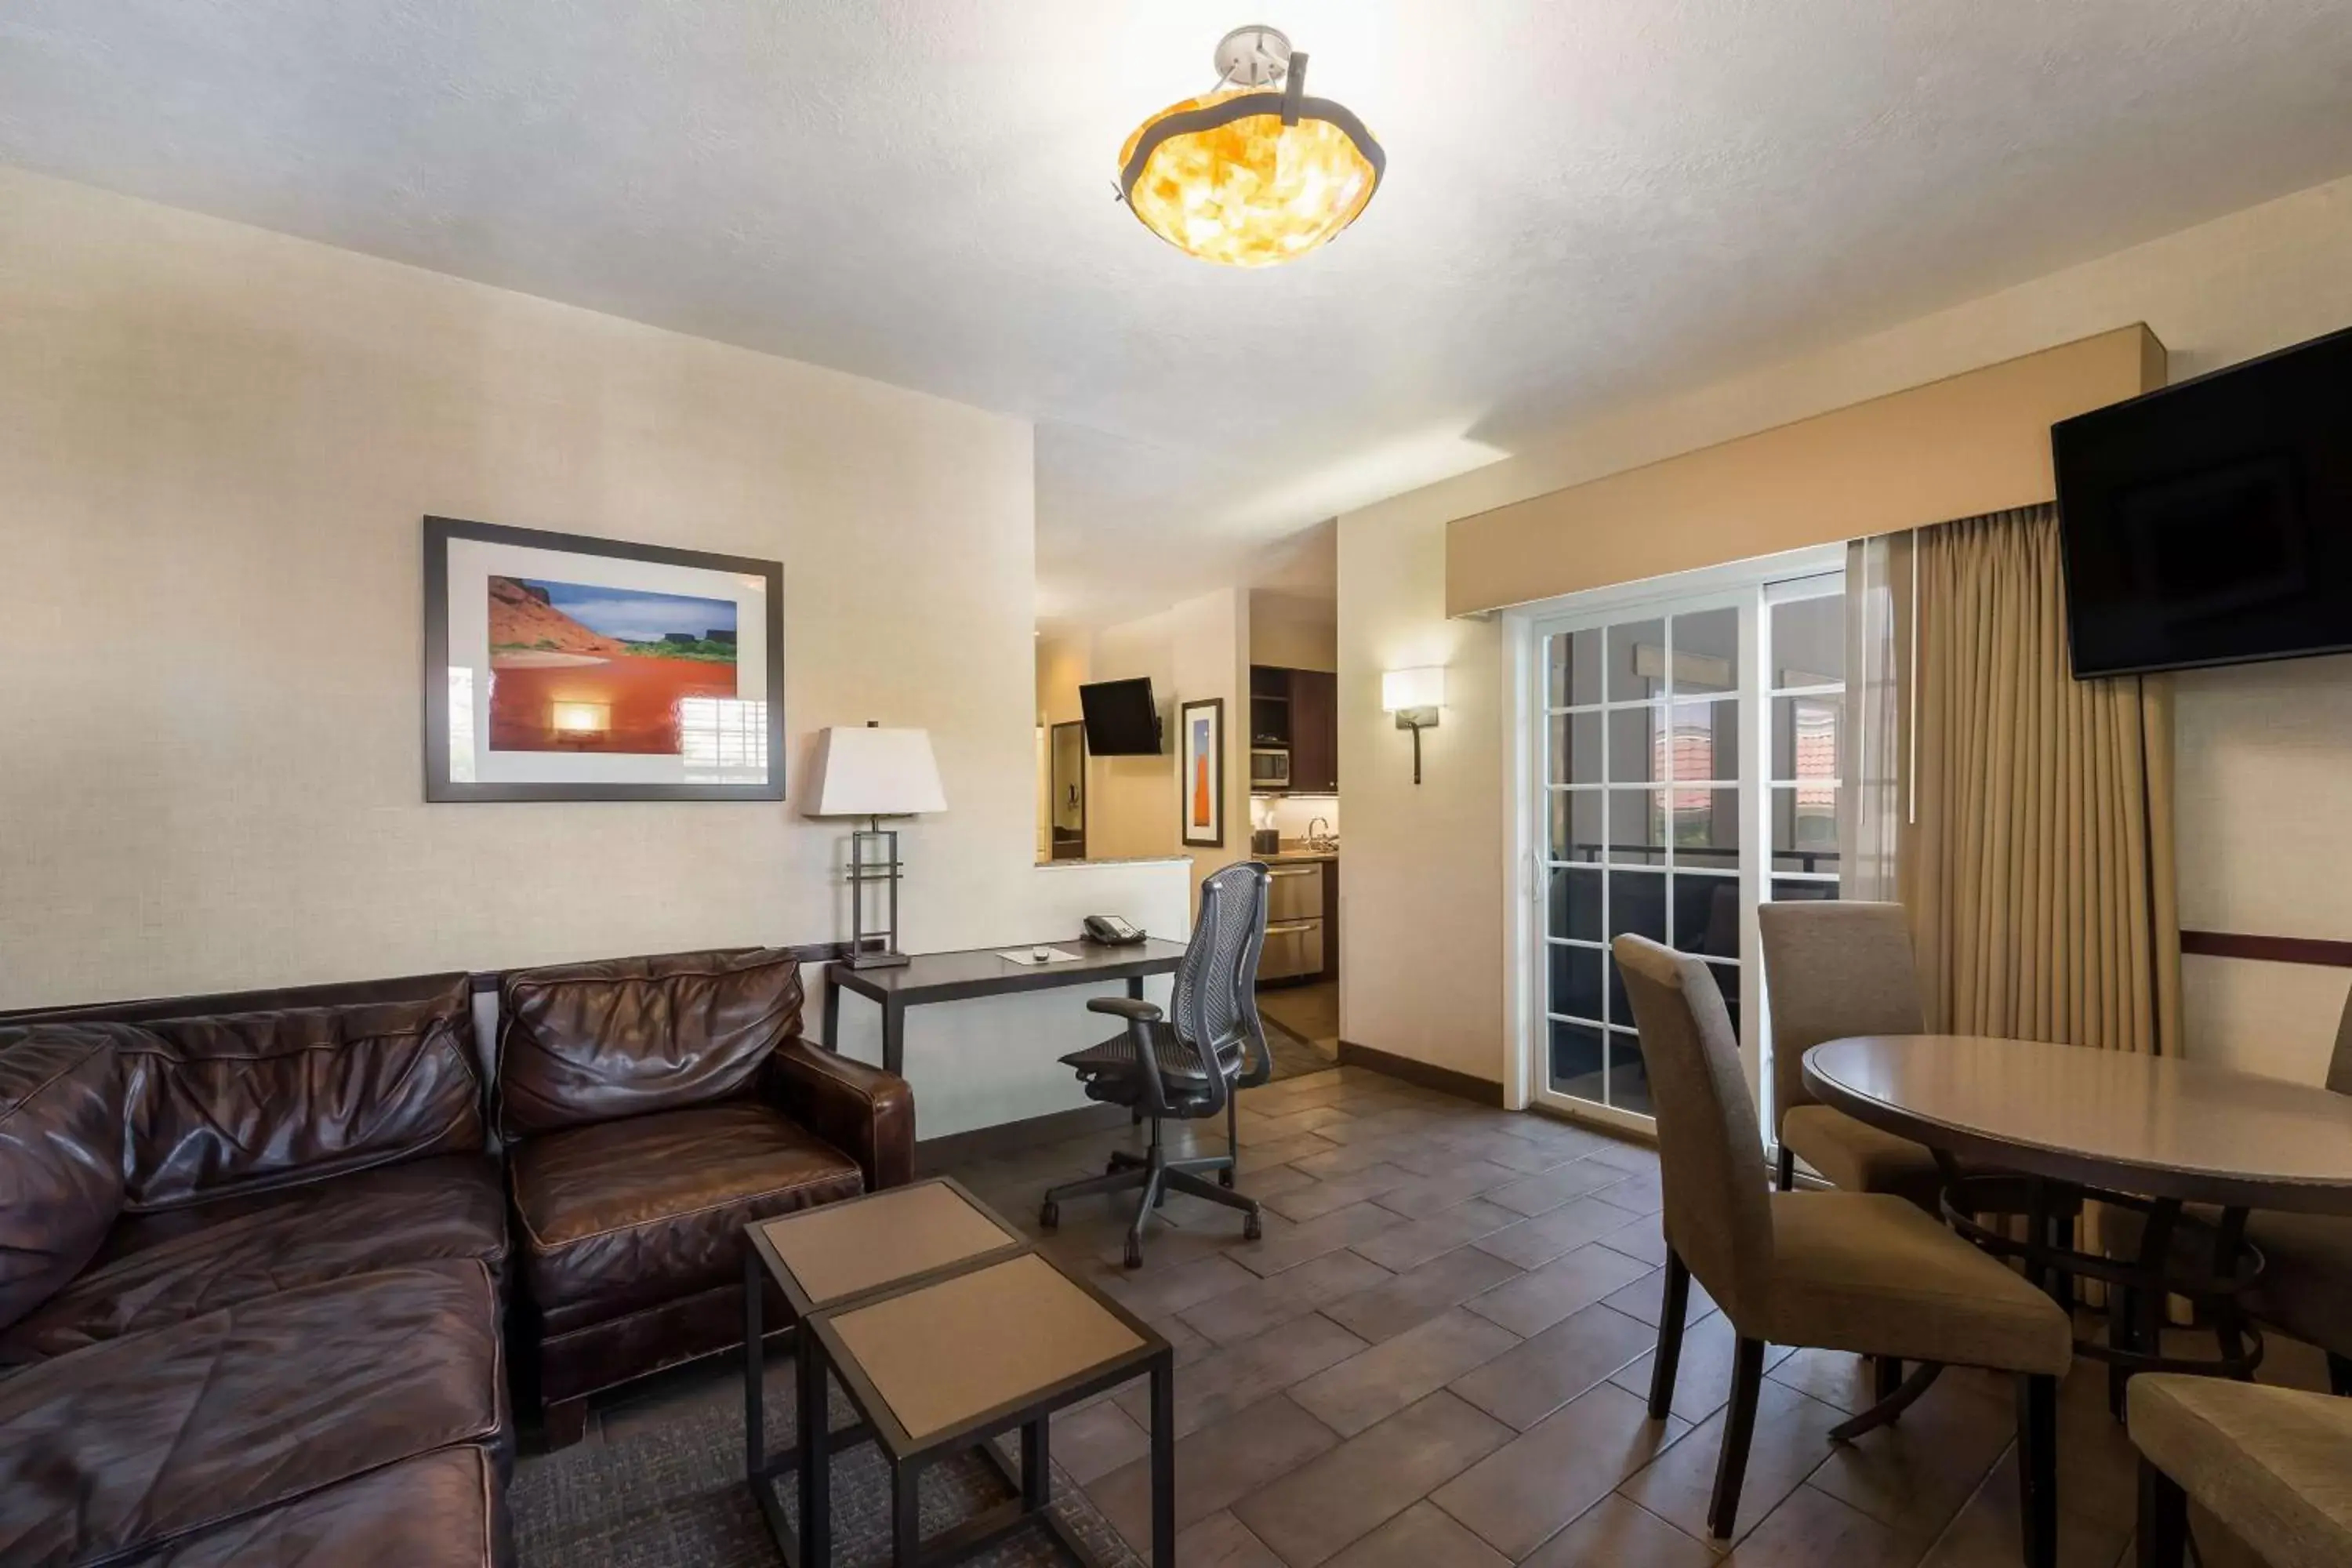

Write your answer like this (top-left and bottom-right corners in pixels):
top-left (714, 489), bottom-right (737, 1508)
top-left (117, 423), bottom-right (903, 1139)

top-left (1527, 569), bottom-right (1844, 1129)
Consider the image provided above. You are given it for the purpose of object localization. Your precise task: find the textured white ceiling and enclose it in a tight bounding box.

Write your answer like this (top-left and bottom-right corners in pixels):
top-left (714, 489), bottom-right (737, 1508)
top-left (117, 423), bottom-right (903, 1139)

top-left (5, 2), bottom-right (2351, 630)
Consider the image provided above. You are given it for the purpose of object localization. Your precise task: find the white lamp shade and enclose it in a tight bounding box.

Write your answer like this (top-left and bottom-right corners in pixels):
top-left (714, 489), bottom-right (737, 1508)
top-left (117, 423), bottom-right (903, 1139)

top-left (1381, 666), bottom-right (1446, 713)
top-left (807, 726), bottom-right (947, 817)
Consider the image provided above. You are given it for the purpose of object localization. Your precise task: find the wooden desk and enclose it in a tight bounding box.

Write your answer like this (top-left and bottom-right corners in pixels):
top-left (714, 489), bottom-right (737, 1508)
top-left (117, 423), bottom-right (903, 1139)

top-left (825, 938), bottom-right (1189, 1078)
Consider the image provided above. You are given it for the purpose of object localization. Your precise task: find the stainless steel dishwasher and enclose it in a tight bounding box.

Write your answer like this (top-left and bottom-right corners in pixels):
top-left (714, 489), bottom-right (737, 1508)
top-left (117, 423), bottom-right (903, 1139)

top-left (1260, 862), bottom-right (1325, 982)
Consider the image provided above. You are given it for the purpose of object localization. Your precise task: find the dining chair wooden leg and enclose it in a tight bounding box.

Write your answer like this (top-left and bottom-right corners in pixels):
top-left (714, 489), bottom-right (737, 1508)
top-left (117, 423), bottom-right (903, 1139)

top-left (1707, 1337), bottom-right (1766, 1541)
top-left (1648, 1250), bottom-right (1691, 1421)
top-left (2136, 1457), bottom-right (2187, 1567)
top-left (1874, 1355), bottom-right (1903, 1404)
top-left (2016, 1373), bottom-right (2059, 1568)
top-left (1774, 1145), bottom-right (1795, 1192)
top-left (2328, 1351), bottom-right (2351, 1399)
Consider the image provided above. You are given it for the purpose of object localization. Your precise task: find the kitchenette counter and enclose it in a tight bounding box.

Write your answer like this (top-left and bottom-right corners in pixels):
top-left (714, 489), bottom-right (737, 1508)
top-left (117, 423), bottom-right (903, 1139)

top-left (1258, 847), bottom-right (1338, 864)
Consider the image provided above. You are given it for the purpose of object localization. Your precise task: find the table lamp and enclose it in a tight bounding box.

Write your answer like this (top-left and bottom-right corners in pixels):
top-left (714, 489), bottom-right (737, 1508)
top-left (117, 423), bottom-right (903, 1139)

top-left (807, 723), bottom-right (946, 968)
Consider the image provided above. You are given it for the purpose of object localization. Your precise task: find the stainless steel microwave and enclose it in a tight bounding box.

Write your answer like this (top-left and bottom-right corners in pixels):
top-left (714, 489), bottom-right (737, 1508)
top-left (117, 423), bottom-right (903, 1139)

top-left (1249, 747), bottom-right (1290, 790)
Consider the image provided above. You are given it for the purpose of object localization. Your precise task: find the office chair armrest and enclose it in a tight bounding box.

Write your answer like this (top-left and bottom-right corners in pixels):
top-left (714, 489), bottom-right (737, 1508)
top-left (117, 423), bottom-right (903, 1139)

top-left (1086, 996), bottom-right (1165, 1023)
top-left (1085, 996), bottom-right (1178, 1114)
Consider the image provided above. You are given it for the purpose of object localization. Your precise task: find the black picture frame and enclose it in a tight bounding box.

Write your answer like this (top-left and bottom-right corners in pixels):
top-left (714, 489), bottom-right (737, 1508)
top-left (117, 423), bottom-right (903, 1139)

top-left (422, 516), bottom-right (786, 802)
top-left (1178, 696), bottom-right (1226, 849)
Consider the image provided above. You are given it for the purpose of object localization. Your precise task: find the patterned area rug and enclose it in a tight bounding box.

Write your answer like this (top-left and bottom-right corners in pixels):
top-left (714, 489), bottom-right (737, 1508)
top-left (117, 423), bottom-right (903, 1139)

top-left (512, 1356), bottom-right (1142, 1568)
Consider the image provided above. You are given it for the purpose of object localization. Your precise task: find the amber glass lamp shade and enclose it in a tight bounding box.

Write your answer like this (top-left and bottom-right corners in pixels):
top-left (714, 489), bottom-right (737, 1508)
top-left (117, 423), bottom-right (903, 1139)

top-left (1119, 78), bottom-right (1383, 267)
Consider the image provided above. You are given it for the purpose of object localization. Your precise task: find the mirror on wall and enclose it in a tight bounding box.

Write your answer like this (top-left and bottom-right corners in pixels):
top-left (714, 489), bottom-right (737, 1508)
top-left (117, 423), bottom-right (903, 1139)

top-left (1050, 720), bottom-right (1087, 860)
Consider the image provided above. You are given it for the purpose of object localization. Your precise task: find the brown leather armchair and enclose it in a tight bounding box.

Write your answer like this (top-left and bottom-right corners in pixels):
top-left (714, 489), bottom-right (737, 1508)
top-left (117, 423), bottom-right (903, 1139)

top-left (495, 947), bottom-right (913, 1446)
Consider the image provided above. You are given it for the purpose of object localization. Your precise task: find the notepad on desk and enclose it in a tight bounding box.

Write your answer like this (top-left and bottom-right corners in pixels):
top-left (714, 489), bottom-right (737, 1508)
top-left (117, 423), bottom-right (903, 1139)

top-left (996, 946), bottom-right (1084, 966)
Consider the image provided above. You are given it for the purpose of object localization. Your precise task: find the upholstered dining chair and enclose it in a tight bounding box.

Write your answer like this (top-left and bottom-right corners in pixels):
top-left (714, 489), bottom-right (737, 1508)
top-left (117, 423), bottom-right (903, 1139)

top-left (1755, 901), bottom-right (1940, 1203)
top-left (2107, 982), bottom-right (2352, 1401)
top-left (2129, 1374), bottom-right (2352, 1568)
top-left (1039, 861), bottom-right (1272, 1269)
top-left (1613, 934), bottom-right (2074, 1564)
top-left (2239, 989), bottom-right (2352, 1396)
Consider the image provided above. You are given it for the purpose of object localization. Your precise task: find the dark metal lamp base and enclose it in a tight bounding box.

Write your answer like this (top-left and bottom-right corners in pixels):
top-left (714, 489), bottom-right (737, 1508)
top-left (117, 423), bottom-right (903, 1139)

top-left (843, 948), bottom-right (911, 970)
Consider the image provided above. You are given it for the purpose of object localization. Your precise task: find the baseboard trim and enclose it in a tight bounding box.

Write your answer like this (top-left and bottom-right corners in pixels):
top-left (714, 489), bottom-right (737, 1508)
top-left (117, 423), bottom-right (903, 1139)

top-left (913, 1102), bottom-right (1131, 1172)
top-left (1336, 1039), bottom-right (1506, 1108)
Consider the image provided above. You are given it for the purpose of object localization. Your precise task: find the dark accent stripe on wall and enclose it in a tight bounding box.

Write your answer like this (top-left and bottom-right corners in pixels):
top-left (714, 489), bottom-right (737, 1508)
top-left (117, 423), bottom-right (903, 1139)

top-left (1337, 1039), bottom-right (1507, 1108)
top-left (2180, 930), bottom-right (2352, 968)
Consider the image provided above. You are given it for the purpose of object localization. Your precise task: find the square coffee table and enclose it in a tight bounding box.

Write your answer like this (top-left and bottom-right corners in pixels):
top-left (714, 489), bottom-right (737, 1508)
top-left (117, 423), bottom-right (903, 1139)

top-left (745, 1177), bottom-right (1171, 1566)
top-left (806, 1252), bottom-right (1174, 1566)
top-left (744, 1178), bottom-right (1029, 1566)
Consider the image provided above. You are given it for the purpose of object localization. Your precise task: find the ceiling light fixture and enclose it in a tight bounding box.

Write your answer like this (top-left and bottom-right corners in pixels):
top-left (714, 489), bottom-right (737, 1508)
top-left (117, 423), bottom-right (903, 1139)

top-left (1117, 24), bottom-right (1385, 267)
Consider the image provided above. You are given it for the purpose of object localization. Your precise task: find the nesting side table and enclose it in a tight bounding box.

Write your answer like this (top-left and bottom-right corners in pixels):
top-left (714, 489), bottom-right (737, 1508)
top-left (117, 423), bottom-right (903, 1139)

top-left (745, 1178), bottom-right (1174, 1567)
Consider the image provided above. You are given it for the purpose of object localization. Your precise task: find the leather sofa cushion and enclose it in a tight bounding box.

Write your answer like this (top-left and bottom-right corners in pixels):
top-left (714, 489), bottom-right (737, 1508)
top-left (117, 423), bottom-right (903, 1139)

top-left (512, 1101), bottom-right (860, 1331)
top-left (107, 1446), bottom-right (505, 1568)
top-left (0, 1023), bottom-right (129, 1331)
top-left (499, 948), bottom-right (804, 1138)
top-left (115, 973), bottom-right (485, 1210)
top-left (0, 1153), bottom-right (507, 1364)
top-left (0, 1260), bottom-right (504, 1566)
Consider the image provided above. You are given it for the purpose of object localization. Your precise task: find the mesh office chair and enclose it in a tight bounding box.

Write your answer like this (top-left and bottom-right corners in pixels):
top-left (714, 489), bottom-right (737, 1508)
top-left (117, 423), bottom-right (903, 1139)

top-left (1040, 861), bottom-right (1272, 1268)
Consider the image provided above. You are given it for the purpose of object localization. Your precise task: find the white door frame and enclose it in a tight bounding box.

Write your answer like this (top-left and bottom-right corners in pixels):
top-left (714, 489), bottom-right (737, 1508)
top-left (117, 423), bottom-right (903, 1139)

top-left (1501, 545), bottom-right (1845, 1134)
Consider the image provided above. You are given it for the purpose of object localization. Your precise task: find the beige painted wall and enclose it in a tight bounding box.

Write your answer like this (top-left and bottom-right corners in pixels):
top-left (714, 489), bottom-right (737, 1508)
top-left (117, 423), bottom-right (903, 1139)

top-left (1083, 611), bottom-right (1182, 863)
top-left (1338, 169), bottom-right (2352, 1091)
top-left (1336, 503), bottom-right (1504, 1082)
top-left (1249, 589), bottom-right (1338, 672)
top-left (1033, 633), bottom-right (1089, 858)
top-left (0, 166), bottom-right (1194, 1135)
top-left (1446, 327), bottom-right (2160, 615)
top-left (1073, 589), bottom-right (1250, 896)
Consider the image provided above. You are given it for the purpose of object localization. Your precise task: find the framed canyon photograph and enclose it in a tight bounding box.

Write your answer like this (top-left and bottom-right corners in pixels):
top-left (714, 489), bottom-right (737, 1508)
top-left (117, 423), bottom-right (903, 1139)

top-left (423, 517), bottom-right (784, 801)
top-left (1178, 695), bottom-right (1225, 848)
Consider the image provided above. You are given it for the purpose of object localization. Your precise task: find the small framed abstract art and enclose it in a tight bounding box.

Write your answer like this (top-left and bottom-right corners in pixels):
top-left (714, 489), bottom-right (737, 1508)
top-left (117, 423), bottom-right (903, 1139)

top-left (1178, 696), bottom-right (1225, 849)
top-left (423, 517), bottom-right (784, 802)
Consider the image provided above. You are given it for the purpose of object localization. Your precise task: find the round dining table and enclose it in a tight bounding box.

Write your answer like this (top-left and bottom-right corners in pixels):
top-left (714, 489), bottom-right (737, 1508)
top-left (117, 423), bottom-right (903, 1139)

top-left (1803, 1034), bottom-right (2352, 1397)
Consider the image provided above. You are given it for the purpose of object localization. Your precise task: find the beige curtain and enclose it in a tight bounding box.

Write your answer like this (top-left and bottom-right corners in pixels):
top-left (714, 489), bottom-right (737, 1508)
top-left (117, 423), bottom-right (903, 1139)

top-left (1841, 532), bottom-right (1904, 902)
top-left (1898, 505), bottom-right (2181, 1056)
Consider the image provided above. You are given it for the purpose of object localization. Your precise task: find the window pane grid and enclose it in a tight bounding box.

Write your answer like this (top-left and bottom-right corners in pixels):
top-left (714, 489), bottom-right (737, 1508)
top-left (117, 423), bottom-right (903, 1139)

top-left (1542, 605), bottom-right (1748, 1112)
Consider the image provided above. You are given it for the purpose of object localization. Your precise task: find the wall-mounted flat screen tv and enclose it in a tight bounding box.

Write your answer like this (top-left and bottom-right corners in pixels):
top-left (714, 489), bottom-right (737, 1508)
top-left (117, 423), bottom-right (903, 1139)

top-left (2054, 325), bottom-right (2352, 678)
top-left (1079, 677), bottom-right (1162, 755)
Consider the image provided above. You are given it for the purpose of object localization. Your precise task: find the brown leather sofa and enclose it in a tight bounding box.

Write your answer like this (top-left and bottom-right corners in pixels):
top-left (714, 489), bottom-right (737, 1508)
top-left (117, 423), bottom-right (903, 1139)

top-left (0, 974), bottom-right (511, 1567)
top-left (497, 947), bottom-right (913, 1447)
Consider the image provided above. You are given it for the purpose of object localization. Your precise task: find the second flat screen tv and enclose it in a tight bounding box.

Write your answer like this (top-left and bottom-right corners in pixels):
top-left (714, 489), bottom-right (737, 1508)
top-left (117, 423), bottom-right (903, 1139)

top-left (2053, 325), bottom-right (2352, 678)
top-left (1079, 677), bottom-right (1163, 755)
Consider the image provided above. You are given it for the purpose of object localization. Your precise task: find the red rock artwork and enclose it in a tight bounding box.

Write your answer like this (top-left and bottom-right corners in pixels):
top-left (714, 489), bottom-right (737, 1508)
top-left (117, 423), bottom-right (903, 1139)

top-left (485, 575), bottom-right (737, 754)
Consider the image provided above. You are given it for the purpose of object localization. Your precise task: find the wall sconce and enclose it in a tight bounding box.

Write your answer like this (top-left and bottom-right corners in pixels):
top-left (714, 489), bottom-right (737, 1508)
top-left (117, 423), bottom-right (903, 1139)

top-left (1381, 666), bottom-right (1445, 786)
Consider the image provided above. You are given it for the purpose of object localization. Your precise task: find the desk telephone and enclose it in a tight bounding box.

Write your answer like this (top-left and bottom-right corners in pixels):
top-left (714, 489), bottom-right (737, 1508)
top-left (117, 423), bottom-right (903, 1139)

top-left (1082, 914), bottom-right (1146, 946)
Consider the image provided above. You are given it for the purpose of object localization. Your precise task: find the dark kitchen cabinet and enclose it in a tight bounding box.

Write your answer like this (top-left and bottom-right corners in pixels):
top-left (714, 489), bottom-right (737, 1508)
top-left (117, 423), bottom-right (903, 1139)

top-left (1287, 670), bottom-right (1338, 793)
top-left (1249, 664), bottom-right (1290, 746)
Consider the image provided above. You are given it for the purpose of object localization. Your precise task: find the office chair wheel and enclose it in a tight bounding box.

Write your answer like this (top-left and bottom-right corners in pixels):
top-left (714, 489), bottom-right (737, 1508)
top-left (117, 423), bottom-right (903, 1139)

top-left (1243, 1211), bottom-right (1263, 1241)
top-left (1038, 1200), bottom-right (1059, 1231)
top-left (1123, 1236), bottom-right (1144, 1269)
top-left (1106, 1155), bottom-right (1125, 1174)
top-left (1218, 1168), bottom-right (1235, 1189)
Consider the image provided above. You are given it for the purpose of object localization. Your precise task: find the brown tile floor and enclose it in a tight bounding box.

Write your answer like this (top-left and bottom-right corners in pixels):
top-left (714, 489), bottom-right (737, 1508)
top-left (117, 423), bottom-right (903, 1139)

top-left (941, 1065), bottom-right (2332, 1568)
top-left (1256, 981), bottom-right (1339, 1048)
